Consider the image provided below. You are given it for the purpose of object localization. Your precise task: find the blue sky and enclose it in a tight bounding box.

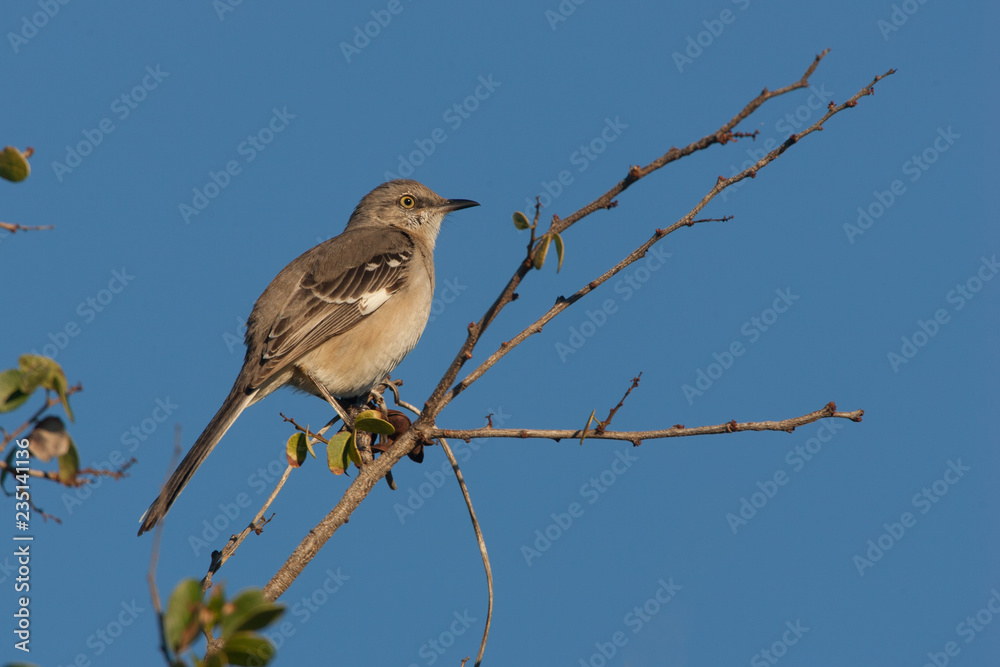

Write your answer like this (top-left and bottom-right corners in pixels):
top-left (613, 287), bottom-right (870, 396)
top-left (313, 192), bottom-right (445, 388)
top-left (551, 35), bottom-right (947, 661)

top-left (3, 1), bottom-right (998, 665)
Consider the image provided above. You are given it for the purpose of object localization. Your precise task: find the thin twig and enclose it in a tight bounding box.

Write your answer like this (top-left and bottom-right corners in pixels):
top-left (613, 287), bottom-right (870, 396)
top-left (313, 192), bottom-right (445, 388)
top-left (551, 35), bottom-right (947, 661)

top-left (0, 459), bottom-right (134, 489)
top-left (386, 382), bottom-right (493, 667)
top-left (431, 403), bottom-right (863, 446)
top-left (422, 51), bottom-right (839, 418)
top-left (0, 221), bottom-right (54, 234)
top-left (202, 415), bottom-right (339, 591)
top-left (596, 373), bottom-right (642, 435)
top-left (202, 465), bottom-right (293, 592)
top-left (441, 67), bottom-right (896, 405)
top-left (280, 412), bottom-right (335, 445)
top-left (439, 437), bottom-right (492, 667)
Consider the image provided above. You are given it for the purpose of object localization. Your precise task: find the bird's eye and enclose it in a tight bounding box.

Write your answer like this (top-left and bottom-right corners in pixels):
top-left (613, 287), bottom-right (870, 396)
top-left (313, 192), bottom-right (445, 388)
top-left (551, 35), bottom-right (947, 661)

top-left (399, 195), bottom-right (416, 209)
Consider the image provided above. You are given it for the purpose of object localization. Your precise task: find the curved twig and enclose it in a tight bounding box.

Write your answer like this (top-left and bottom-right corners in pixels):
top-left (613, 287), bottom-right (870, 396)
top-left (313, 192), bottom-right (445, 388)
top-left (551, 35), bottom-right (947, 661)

top-left (439, 437), bottom-right (493, 667)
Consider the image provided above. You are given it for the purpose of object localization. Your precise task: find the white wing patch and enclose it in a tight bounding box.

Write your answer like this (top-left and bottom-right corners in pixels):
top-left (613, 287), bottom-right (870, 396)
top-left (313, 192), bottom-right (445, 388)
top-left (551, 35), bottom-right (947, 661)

top-left (358, 287), bottom-right (392, 314)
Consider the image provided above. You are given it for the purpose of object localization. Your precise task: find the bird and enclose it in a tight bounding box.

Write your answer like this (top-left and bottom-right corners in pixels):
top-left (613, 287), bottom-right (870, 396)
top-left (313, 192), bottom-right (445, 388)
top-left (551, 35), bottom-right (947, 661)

top-left (138, 179), bottom-right (479, 535)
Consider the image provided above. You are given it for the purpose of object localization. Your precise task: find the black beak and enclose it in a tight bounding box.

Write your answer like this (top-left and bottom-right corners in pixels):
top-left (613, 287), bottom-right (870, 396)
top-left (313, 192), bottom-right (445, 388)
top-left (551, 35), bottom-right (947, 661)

top-left (440, 198), bottom-right (480, 212)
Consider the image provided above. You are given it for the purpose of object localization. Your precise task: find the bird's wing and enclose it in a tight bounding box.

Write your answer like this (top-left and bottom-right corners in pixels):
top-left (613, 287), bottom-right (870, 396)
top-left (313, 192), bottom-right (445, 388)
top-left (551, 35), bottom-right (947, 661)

top-left (244, 230), bottom-right (415, 388)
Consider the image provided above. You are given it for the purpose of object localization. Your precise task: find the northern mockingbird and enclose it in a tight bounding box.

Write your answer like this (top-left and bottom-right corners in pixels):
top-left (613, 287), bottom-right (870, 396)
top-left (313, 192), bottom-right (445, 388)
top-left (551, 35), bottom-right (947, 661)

top-left (138, 179), bottom-right (478, 535)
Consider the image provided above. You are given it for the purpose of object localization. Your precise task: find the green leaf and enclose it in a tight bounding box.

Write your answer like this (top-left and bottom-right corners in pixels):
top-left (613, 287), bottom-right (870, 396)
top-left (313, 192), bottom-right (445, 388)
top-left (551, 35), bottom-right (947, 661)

top-left (17, 355), bottom-right (54, 396)
top-left (553, 232), bottom-right (565, 272)
top-left (346, 432), bottom-right (362, 468)
top-left (200, 653), bottom-right (226, 667)
top-left (0, 146), bottom-right (31, 182)
top-left (532, 235), bottom-right (551, 270)
top-left (206, 586), bottom-right (226, 618)
top-left (222, 632), bottom-right (276, 666)
top-left (221, 589), bottom-right (284, 637)
top-left (354, 410), bottom-right (395, 435)
top-left (512, 211), bottom-right (530, 230)
top-left (0, 369), bottom-right (29, 413)
top-left (13, 355), bottom-right (73, 419)
top-left (326, 431), bottom-right (353, 475)
top-left (57, 438), bottom-right (79, 483)
top-left (165, 579), bottom-right (204, 654)
top-left (50, 368), bottom-right (74, 422)
top-left (285, 433), bottom-right (307, 468)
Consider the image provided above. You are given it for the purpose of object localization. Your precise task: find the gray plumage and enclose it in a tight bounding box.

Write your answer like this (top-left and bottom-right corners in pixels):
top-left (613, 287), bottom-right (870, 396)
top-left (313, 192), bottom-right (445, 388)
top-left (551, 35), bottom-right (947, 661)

top-left (138, 180), bottom-right (478, 535)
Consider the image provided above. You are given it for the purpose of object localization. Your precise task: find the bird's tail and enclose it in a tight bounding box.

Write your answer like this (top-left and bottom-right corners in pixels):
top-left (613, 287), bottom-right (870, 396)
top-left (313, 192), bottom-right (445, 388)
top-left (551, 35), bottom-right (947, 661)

top-left (138, 385), bottom-right (252, 535)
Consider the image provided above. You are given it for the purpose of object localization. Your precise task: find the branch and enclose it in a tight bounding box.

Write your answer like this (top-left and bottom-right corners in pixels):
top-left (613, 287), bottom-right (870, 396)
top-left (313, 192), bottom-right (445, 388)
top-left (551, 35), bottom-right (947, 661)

top-left (0, 221), bottom-right (54, 234)
top-left (441, 66), bottom-right (895, 404)
top-left (262, 428), bottom-right (417, 601)
top-left (430, 403), bottom-right (864, 446)
top-left (550, 49), bottom-right (832, 236)
top-left (201, 465), bottom-right (290, 592)
top-left (256, 53), bottom-right (883, 613)
top-left (0, 459), bottom-right (133, 487)
top-left (201, 414), bottom-right (339, 591)
top-left (596, 373), bottom-right (642, 434)
top-left (422, 50), bottom-right (840, 419)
